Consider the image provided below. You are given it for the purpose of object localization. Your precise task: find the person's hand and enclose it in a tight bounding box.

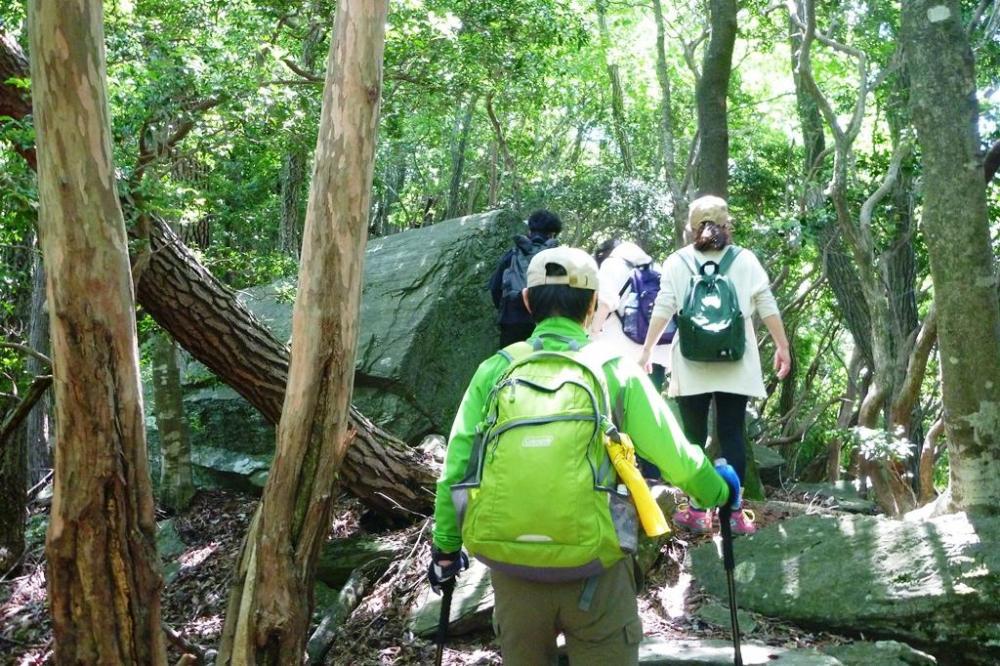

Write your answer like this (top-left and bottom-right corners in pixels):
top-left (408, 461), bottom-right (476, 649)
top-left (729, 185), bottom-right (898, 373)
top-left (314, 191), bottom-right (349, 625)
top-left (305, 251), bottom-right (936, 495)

top-left (427, 548), bottom-right (469, 594)
top-left (638, 349), bottom-right (653, 374)
top-left (714, 459), bottom-right (742, 510)
top-left (773, 345), bottom-right (792, 380)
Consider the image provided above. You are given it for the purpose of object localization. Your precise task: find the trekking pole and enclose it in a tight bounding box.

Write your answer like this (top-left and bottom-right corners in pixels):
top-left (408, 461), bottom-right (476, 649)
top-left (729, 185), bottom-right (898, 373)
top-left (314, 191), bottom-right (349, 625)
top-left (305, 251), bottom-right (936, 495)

top-left (434, 577), bottom-right (456, 666)
top-left (717, 505), bottom-right (743, 666)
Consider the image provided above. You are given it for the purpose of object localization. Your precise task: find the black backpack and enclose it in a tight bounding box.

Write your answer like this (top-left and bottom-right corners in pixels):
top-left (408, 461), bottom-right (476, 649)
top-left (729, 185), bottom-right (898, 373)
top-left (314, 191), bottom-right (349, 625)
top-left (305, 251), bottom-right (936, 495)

top-left (501, 235), bottom-right (559, 304)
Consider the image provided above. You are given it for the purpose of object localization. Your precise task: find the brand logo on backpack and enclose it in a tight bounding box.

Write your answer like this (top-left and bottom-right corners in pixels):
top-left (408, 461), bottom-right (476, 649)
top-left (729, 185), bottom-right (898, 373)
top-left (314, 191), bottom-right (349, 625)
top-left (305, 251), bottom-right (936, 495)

top-left (617, 262), bottom-right (677, 345)
top-left (677, 246), bottom-right (745, 362)
top-left (451, 340), bottom-right (637, 582)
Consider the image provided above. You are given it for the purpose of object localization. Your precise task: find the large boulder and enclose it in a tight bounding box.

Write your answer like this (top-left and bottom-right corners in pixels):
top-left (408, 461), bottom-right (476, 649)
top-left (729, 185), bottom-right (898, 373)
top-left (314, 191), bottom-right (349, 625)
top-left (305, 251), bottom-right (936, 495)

top-left (690, 512), bottom-right (1000, 663)
top-left (147, 211), bottom-right (520, 487)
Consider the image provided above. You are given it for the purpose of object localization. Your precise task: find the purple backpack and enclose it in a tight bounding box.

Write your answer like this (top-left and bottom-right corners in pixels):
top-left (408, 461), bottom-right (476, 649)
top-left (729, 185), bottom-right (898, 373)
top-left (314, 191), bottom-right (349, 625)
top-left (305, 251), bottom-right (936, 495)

top-left (617, 262), bottom-right (677, 345)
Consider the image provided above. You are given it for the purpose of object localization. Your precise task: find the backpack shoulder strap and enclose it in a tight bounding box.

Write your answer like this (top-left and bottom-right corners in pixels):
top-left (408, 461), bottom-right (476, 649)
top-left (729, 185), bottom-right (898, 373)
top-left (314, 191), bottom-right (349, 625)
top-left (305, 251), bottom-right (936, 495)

top-left (677, 247), bottom-right (700, 276)
top-left (497, 341), bottom-right (533, 364)
top-left (717, 245), bottom-right (742, 275)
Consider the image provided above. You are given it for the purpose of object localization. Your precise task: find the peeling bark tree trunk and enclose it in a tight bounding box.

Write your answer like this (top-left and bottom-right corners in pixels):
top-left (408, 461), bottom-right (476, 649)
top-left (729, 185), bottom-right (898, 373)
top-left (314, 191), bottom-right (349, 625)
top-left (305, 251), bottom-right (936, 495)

top-left (217, 1), bottom-right (388, 662)
top-left (695, 0), bottom-right (737, 198)
top-left (904, 0), bottom-right (1000, 515)
top-left (28, 0), bottom-right (166, 662)
top-left (152, 333), bottom-right (195, 513)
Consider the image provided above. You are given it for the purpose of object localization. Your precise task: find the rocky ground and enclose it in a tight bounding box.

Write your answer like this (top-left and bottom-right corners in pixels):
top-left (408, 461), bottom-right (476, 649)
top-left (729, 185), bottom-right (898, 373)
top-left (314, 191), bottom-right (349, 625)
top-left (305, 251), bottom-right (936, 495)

top-left (0, 487), bottom-right (872, 666)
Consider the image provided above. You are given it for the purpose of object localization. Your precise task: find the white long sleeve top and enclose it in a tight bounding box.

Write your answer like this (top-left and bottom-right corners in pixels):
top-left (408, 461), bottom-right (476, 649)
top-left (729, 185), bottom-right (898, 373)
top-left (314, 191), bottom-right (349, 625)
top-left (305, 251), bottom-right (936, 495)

top-left (651, 244), bottom-right (779, 399)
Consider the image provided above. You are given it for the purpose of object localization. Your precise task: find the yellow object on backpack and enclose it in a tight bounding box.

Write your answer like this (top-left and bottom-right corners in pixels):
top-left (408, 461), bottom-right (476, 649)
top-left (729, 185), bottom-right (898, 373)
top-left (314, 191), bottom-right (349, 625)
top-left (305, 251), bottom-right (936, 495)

top-left (604, 430), bottom-right (671, 537)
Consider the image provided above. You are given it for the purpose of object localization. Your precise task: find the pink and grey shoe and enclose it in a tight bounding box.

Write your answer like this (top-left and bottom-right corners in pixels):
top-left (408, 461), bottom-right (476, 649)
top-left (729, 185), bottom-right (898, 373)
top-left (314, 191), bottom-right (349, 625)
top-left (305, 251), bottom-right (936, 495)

top-left (672, 504), bottom-right (714, 533)
top-left (729, 508), bottom-right (757, 535)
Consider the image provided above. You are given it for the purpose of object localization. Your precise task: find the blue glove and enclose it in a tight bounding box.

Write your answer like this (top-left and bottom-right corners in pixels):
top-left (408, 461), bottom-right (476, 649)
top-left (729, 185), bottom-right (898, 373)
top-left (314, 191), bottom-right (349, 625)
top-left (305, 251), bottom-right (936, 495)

top-left (427, 547), bottom-right (469, 594)
top-left (714, 458), bottom-right (742, 510)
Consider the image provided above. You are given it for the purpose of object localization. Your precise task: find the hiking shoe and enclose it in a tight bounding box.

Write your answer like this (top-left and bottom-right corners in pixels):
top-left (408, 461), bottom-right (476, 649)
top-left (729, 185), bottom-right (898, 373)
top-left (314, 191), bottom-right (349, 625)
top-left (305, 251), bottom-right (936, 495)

top-left (672, 504), bottom-right (713, 533)
top-left (729, 508), bottom-right (757, 535)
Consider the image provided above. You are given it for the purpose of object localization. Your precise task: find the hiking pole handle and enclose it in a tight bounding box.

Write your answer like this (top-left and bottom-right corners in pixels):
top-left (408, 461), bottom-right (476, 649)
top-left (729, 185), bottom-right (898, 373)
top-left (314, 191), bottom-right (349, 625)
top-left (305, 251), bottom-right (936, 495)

top-left (434, 577), bottom-right (456, 666)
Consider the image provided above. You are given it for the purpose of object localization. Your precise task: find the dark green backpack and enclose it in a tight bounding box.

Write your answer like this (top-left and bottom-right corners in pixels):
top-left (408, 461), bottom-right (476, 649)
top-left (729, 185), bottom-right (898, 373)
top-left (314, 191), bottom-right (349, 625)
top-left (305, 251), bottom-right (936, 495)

top-left (677, 246), bottom-right (745, 362)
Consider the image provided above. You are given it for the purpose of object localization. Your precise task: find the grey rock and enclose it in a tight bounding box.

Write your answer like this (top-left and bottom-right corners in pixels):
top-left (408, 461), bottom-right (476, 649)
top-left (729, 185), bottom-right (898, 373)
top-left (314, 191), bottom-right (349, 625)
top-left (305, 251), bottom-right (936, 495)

top-left (690, 513), bottom-right (1000, 663)
top-left (237, 210), bottom-right (520, 443)
top-left (752, 444), bottom-right (785, 470)
top-left (148, 212), bottom-right (521, 489)
top-left (157, 518), bottom-right (186, 585)
top-left (790, 482), bottom-right (876, 514)
top-left (189, 445), bottom-right (273, 492)
top-left (157, 518), bottom-right (186, 561)
top-left (694, 601), bottom-right (757, 635)
top-left (822, 640), bottom-right (937, 665)
top-left (637, 638), bottom-right (842, 664)
top-left (410, 558), bottom-right (494, 637)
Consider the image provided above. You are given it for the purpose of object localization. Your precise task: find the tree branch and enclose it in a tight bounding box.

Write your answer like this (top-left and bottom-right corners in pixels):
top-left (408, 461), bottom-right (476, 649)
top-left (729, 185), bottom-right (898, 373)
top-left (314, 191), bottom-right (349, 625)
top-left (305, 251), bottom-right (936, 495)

top-left (0, 374), bottom-right (52, 453)
top-left (0, 342), bottom-right (52, 367)
top-left (890, 302), bottom-right (938, 427)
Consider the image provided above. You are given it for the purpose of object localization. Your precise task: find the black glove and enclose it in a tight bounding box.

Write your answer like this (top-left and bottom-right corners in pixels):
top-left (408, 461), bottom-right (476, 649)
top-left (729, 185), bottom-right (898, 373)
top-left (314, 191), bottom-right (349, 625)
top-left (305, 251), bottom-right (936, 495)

top-left (427, 547), bottom-right (469, 594)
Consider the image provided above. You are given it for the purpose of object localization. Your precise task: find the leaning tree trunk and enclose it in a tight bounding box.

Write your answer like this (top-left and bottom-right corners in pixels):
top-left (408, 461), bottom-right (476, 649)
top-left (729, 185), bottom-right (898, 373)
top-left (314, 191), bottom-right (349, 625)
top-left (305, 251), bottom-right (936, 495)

top-left (695, 0), bottom-right (737, 198)
top-left (904, 0), bottom-right (1000, 515)
top-left (152, 333), bottom-right (195, 513)
top-left (0, 30), bottom-right (436, 520)
top-left (217, 1), bottom-right (387, 661)
top-left (28, 0), bottom-right (166, 662)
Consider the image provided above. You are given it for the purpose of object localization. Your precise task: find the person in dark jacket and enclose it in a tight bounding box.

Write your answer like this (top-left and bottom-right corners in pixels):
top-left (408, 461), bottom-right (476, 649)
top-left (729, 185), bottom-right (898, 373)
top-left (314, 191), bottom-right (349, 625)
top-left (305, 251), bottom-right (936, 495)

top-left (488, 209), bottom-right (562, 347)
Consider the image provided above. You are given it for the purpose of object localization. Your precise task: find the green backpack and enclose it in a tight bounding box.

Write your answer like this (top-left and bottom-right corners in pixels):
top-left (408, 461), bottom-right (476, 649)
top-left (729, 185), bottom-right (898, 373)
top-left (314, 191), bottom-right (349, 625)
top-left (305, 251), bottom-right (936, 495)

top-left (451, 337), bottom-right (638, 582)
top-left (677, 246), bottom-right (745, 362)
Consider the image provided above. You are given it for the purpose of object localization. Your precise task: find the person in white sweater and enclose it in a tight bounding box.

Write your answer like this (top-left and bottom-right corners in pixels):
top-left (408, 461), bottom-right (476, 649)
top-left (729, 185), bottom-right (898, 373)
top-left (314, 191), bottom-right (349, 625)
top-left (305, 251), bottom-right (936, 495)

top-left (638, 195), bottom-right (791, 535)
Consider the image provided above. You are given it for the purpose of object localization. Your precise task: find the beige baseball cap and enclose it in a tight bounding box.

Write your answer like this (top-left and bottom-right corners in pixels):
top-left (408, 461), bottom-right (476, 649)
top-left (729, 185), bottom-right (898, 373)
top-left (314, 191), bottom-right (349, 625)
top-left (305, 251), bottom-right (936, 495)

top-left (688, 195), bottom-right (732, 230)
top-left (526, 246), bottom-right (599, 290)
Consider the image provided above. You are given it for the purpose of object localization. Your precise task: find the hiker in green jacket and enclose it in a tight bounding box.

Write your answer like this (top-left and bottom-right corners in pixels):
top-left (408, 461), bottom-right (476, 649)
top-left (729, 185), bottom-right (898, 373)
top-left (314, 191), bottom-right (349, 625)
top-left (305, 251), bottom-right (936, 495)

top-left (428, 246), bottom-right (740, 665)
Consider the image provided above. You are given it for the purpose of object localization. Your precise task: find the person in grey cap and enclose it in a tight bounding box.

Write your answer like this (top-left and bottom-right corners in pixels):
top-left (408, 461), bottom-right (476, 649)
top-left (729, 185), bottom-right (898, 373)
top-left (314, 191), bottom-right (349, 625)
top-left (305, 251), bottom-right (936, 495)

top-left (431, 245), bottom-right (738, 665)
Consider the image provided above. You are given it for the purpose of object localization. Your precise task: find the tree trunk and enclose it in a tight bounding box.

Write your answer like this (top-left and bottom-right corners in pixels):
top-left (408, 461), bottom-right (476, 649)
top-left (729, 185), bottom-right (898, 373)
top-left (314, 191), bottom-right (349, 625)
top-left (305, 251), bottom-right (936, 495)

top-left (904, 0), bottom-right (1000, 515)
top-left (2, 26), bottom-right (437, 521)
top-left (446, 94), bottom-right (477, 220)
top-left (217, 1), bottom-right (387, 661)
top-left (0, 32), bottom-right (35, 169)
top-left (152, 333), bottom-right (195, 513)
top-left (279, 6), bottom-right (326, 258)
top-left (695, 0), bottom-right (737, 198)
top-left (25, 251), bottom-right (51, 484)
top-left (28, 0), bottom-right (166, 662)
top-left (0, 400), bottom-right (27, 573)
top-left (828, 349), bottom-right (862, 482)
top-left (596, 0), bottom-right (634, 175)
top-left (651, 0), bottom-right (687, 245)
top-left (918, 416), bottom-right (944, 505)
